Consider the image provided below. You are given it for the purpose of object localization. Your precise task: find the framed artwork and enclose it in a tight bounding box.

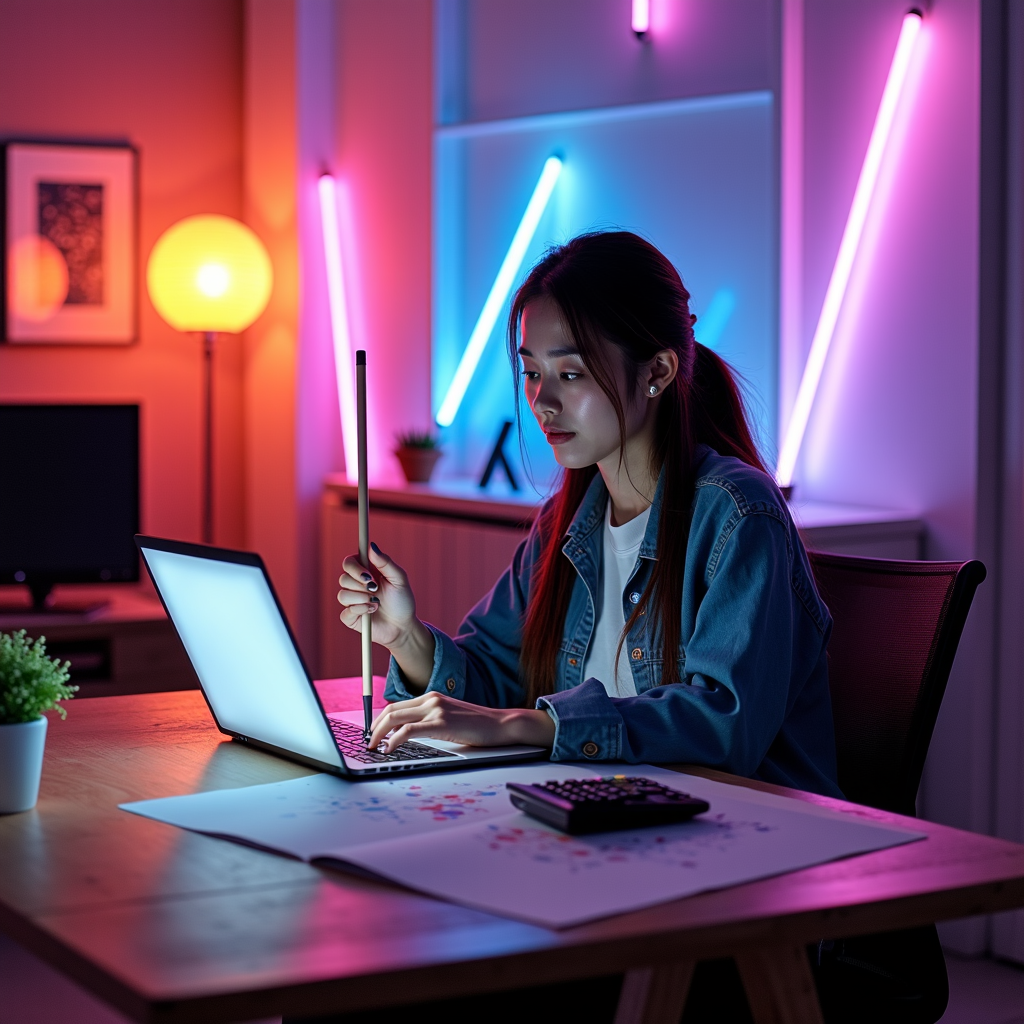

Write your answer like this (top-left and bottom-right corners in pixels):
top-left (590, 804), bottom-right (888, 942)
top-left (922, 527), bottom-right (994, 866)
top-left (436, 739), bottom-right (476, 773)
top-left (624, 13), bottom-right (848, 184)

top-left (3, 142), bottom-right (137, 344)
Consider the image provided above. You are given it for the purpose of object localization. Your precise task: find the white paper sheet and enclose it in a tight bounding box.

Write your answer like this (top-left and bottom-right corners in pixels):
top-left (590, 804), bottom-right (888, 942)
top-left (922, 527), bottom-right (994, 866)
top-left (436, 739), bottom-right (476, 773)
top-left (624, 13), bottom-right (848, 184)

top-left (327, 783), bottom-right (922, 927)
top-left (121, 765), bottom-right (924, 929)
top-left (120, 764), bottom-right (597, 860)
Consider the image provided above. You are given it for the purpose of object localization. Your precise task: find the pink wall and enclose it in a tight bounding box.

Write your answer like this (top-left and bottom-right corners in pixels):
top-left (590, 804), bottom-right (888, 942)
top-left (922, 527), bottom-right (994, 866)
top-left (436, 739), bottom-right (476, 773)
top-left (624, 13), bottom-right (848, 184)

top-left (333, 0), bottom-right (434, 484)
top-left (280, 0), bottom-right (434, 666)
top-left (797, 0), bottom-right (979, 563)
top-left (329, 0), bottom-right (434, 483)
top-left (295, 0), bottom-right (343, 664)
top-left (0, 0), bottom-right (246, 549)
top-left (794, 0), bottom-right (986, 948)
top-left (244, 0), bottom-right (300, 632)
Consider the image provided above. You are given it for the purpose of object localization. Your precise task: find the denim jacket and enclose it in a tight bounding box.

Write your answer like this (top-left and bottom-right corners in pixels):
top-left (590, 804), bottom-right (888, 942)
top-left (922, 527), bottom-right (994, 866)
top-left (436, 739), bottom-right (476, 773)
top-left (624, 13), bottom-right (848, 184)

top-left (385, 446), bottom-right (842, 798)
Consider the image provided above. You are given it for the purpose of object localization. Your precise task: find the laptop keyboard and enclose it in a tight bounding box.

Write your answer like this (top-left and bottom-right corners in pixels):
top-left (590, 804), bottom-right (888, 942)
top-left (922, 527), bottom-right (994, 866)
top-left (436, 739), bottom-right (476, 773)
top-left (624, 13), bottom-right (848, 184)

top-left (329, 718), bottom-right (458, 764)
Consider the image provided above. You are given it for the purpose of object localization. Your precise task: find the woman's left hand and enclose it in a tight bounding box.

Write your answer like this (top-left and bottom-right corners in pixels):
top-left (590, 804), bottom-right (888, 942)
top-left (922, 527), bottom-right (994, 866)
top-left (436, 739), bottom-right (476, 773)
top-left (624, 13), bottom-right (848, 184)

top-left (368, 693), bottom-right (556, 753)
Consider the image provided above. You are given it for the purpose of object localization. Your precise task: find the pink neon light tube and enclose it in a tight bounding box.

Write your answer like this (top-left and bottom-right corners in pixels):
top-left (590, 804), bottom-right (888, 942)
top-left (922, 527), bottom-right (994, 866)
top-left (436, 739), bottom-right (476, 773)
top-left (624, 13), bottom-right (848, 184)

top-left (318, 174), bottom-right (360, 483)
top-left (776, 10), bottom-right (923, 489)
top-left (632, 0), bottom-right (650, 36)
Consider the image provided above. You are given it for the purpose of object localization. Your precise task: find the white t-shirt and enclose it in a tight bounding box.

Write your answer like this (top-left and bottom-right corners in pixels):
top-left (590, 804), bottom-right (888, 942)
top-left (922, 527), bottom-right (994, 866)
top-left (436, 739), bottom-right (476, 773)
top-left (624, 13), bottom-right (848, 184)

top-left (581, 502), bottom-right (651, 697)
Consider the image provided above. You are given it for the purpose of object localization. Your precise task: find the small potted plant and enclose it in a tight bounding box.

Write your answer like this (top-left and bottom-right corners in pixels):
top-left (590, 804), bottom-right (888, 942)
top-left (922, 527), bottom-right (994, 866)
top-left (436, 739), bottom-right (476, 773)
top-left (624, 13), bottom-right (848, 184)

top-left (0, 630), bottom-right (76, 813)
top-left (394, 429), bottom-right (443, 484)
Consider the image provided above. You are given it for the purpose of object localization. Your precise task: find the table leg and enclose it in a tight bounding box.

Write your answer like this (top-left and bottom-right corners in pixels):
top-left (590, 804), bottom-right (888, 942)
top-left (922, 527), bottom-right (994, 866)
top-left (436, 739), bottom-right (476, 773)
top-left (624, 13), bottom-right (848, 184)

top-left (735, 944), bottom-right (825, 1024)
top-left (613, 960), bottom-right (696, 1024)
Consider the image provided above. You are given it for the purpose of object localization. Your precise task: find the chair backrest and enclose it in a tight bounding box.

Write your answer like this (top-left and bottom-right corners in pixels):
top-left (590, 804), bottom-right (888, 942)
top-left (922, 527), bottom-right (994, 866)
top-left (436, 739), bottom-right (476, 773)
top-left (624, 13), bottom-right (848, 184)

top-left (807, 551), bottom-right (986, 816)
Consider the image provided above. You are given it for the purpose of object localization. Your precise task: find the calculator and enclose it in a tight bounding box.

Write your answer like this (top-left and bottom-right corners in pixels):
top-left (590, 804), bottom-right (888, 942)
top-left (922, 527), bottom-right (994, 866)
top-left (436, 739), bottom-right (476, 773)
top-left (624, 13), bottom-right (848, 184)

top-left (505, 775), bottom-right (710, 835)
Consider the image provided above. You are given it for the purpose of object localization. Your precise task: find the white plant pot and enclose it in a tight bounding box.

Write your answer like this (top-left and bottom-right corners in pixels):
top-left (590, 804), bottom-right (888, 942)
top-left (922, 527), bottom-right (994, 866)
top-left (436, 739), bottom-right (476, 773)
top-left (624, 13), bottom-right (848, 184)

top-left (0, 716), bottom-right (48, 813)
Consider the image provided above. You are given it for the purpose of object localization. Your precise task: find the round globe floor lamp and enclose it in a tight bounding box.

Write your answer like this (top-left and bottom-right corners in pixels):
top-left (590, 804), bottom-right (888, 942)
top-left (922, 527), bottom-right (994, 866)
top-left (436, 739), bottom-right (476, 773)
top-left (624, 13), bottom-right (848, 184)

top-left (147, 215), bottom-right (272, 544)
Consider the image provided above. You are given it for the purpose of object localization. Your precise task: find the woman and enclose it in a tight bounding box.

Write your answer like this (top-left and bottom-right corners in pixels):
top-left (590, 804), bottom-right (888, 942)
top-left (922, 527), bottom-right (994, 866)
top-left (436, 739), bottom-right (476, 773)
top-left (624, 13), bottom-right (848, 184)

top-left (338, 231), bottom-right (840, 800)
top-left (322, 238), bottom-right (950, 1024)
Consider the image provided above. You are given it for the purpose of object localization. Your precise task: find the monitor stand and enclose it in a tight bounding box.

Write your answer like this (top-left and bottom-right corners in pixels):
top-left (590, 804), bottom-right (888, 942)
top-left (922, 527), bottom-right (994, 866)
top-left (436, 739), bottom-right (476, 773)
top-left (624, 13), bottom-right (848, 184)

top-left (0, 580), bottom-right (110, 618)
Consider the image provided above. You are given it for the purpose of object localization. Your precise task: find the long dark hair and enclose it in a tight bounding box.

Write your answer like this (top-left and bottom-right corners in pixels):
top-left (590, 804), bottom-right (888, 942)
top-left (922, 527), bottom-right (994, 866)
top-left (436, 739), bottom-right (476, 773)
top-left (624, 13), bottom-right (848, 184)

top-left (509, 232), bottom-right (766, 705)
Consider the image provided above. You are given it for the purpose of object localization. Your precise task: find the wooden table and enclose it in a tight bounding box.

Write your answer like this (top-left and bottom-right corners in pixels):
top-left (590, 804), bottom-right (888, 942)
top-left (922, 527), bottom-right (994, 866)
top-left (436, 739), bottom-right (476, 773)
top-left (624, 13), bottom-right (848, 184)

top-left (3, 690), bottom-right (1024, 1024)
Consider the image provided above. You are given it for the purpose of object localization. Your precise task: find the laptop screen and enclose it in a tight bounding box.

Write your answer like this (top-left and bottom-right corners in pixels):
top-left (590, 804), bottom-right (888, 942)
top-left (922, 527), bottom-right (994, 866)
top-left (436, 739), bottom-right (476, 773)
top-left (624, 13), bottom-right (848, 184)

top-left (141, 546), bottom-right (342, 769)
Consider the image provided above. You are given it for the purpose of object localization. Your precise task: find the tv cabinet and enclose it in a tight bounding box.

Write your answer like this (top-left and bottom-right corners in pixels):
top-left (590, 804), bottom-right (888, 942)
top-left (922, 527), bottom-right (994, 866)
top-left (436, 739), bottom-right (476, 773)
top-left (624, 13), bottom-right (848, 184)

top-left (0, 585), bottom-right (199, 698)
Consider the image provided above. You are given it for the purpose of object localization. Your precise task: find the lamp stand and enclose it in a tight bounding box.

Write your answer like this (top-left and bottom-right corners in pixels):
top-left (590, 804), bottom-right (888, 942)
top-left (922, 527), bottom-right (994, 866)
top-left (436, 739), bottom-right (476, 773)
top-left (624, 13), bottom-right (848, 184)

top-left (203, 331), bottom-right (216, 544)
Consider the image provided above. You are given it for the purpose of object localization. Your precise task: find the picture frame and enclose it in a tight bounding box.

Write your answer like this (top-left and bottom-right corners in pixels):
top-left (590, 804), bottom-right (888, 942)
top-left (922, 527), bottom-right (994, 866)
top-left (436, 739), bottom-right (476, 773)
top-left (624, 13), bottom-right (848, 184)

top-left (2, 141), bottom-right (138, 344)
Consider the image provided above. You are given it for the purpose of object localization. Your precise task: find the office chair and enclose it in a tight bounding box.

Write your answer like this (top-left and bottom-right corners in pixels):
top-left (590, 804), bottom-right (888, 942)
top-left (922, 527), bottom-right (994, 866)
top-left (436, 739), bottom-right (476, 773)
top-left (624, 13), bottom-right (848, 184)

top-left (801, 550), bottom-right (986, 1024)
top-left (807, 551), bottom-right (986, 817)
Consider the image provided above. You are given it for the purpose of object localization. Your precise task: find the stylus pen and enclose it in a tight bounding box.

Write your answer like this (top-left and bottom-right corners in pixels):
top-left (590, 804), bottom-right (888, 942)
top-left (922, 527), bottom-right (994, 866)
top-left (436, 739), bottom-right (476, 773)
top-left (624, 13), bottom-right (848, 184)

top-left (356, 350), bottom-right (373, 740)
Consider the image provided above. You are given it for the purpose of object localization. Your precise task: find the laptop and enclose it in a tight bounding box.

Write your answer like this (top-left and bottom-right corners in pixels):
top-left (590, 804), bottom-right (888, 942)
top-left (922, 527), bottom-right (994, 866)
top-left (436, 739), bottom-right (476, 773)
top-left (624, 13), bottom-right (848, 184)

top-left (135, 535), bottom-right (546, 777)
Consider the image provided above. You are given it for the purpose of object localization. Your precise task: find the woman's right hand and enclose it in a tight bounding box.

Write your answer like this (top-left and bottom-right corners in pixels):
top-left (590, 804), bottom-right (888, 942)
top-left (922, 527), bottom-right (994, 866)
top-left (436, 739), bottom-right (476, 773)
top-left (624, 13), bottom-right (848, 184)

top-left (338, 543), bottom-right (436, 690)
top-left (337, 542), bottom-right (417, 649)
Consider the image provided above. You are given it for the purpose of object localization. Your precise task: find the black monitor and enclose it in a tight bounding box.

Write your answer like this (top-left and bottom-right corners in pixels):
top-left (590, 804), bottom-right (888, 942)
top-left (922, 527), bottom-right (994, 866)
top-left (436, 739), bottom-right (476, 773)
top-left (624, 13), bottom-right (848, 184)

top-left (0, 404), bottom-right (140, 609)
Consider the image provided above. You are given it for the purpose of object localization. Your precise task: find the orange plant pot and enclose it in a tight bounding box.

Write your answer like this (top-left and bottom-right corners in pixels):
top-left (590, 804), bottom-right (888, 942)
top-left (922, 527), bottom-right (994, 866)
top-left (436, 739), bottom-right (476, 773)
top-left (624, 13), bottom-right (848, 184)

top-left (395, 447), bottom-right (443, 484)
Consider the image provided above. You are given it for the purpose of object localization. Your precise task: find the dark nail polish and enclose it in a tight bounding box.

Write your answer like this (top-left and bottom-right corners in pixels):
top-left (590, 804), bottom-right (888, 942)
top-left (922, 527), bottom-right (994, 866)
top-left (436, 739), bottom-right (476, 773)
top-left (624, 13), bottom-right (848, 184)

top-left (371, 541), bottom-right (381, 555)
top-left (367, 581), bottom-right (378, 592)
top-left (361, 572), bottom-right (373, 581)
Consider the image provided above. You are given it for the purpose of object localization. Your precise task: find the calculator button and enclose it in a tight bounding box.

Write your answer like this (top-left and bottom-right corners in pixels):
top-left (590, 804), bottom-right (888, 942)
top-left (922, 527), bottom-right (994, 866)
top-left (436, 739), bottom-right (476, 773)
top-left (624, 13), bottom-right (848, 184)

top-left (506, 776), bottom-right (710, 835)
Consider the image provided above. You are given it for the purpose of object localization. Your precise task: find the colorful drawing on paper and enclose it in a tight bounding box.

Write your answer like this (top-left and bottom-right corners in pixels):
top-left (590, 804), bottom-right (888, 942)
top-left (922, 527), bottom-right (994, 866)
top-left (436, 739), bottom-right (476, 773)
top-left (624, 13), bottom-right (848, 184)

top-left (274, 780), bottom-right (505, 827)
top-left (478, 812), bottom-right (778, 873)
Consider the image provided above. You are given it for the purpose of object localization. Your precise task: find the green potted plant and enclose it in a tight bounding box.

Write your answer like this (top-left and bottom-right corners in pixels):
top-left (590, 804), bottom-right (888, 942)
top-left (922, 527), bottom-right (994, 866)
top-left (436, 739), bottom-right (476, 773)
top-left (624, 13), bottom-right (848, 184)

top-left (394, 429), bottom-right (443, 484)
top-left (0, 630), bottom-right (76, 813)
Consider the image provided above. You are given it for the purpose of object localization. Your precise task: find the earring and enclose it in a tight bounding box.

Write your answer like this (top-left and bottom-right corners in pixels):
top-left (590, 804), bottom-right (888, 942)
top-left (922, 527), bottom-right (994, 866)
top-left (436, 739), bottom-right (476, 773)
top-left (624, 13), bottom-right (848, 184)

top-left (649, 385), bottom-right (658, 396)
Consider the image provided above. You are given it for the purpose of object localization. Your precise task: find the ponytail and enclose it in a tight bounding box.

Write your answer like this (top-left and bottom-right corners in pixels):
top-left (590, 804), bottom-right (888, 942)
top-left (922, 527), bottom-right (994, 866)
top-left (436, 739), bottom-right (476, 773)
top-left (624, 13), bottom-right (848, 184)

top-left (691, 343), bottom-right (767, 474)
